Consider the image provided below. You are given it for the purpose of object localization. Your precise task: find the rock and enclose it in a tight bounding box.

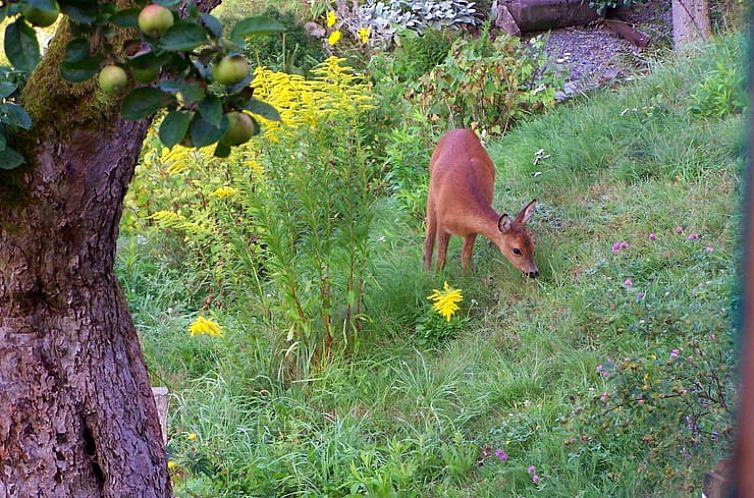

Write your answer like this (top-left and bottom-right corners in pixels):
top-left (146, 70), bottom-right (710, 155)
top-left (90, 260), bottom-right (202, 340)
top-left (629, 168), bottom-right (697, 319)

top-left (304, 21), bottom-right (325, 38)
top-left (492, 1), bottom-right (522, 35)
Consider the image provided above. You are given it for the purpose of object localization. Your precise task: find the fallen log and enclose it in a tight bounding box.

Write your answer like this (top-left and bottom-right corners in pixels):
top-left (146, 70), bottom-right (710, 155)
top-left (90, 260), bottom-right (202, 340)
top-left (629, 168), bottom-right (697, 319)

top-left (603, 18), bottom-right (650, 47)
top-left (492, 0), bottom-right (601, 34)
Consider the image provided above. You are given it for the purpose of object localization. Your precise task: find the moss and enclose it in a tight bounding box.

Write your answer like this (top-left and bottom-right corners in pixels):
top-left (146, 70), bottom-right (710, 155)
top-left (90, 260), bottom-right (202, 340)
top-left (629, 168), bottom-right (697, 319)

top-left (21, 5), bottom-right (139, 136)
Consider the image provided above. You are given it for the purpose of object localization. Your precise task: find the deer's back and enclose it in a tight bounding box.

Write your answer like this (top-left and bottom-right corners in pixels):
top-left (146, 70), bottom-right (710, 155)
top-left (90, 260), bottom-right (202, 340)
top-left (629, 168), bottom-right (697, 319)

top-left (428, 129), bottom-right (496, 223)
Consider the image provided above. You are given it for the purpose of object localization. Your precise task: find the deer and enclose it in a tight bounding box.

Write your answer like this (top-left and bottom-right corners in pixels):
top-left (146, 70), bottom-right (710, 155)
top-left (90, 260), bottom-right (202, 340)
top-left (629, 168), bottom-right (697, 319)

top-left (423, 128), bottom-right (539, 278)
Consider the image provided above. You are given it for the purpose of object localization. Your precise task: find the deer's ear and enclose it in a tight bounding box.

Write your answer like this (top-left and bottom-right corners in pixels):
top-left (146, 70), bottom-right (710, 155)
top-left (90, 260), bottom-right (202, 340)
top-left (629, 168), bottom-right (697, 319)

top-left (516, 199), bottom-right (537, 225)
top-left (498, 214), bottom-right (512, 233)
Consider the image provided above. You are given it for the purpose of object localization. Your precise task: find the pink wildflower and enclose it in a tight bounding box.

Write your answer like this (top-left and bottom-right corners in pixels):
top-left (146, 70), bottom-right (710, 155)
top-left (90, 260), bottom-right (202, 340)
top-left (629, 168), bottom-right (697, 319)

top-left (623, 278), bottom-right (633, 288)
top-left (688, 232), bottom-right (701, 240)
top-left (675, 226), bottom-right (684, 234)
top-left (670, 349), bottom-right (680, 359)
top-left (649, 233), bottom-right (656, 241)
top-left (532, 474), bottom-right (541, 484)
top-left (495, 449), bottom-right (508, 462)
top-left (600, 392), bottom-right (608, 402)
top-left (705, 246), bottom-right (714, 253)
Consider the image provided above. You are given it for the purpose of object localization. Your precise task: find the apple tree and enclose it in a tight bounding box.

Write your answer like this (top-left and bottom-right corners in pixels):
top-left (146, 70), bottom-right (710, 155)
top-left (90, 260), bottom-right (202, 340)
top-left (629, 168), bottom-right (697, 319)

top-left (0, 0), bottom-right (280, 495)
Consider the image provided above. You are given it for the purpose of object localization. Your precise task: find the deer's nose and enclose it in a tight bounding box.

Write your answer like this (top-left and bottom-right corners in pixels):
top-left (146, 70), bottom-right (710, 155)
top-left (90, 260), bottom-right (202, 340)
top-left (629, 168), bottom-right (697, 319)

top-left (528, 271), bottom-right (539, 279)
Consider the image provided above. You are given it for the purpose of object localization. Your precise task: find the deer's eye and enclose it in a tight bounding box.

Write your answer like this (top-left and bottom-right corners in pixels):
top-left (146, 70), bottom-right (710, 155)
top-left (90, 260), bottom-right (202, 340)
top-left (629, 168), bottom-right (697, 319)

top-left (512, 248), bottom-right (522, 256)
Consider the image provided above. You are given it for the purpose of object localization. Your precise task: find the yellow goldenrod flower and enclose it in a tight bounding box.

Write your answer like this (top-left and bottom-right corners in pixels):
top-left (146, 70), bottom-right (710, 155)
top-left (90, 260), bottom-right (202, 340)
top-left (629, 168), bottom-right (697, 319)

top-left (247, 159), bottom-right (264, 176)
top-left (167, 461), bottom-right (177, 471)
top-left (212, 186), bottom-right (238, 198)
top-left (428, 281), bottom-right (463, 321)
top-left (189, 316), bottom-right (223, 337)
top-left (187, 432), bottom-right (197, 441)
top-left (327, 30), bottom-right (341, 46)
top-left (326, 11), bottom-right (336, 27)
top-left (358, 27), bottom-right (370, 44)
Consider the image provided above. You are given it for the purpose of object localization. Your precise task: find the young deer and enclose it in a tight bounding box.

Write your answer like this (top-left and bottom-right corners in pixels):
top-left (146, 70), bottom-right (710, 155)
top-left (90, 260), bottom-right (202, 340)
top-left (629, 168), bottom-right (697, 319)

top-left (423, 129), bottom-right (539, 277)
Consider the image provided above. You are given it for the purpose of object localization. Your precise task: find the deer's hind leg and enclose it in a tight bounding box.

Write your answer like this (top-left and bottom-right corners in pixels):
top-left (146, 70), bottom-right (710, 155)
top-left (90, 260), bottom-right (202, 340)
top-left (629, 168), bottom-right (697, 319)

top-left (435, 230), bottom-right (451, 271)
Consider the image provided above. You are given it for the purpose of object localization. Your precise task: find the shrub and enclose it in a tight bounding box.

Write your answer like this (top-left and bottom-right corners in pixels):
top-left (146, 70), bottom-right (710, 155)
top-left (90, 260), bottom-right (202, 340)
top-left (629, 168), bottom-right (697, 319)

top-left (243, 8), bottom-right (325, 76)
top-left (126, 57), bottom-right (377, 379)
top-left (391, 28), bottom-right (456, 82)
top-left (589, 0), bottom-right (647, 15)
top-left (688, 59), bottom-right (746, 118)
top-left (416, 28), bottom-right (562, 135)
top-left (330, 0), bottom-right (478, 49)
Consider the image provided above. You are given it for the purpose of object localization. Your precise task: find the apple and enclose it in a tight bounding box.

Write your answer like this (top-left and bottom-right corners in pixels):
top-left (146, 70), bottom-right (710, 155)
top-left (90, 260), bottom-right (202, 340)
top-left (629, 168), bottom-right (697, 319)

top-left (138, 4), bottom-right (174, 37)
top-left (212, 56), bottom-right (249, 86)
top-left (21, 0), bottom-right (60, 27)
top-left (220, 112), bottom-right (256, 146)
top-left (98, 65), bottom-right (128, 96)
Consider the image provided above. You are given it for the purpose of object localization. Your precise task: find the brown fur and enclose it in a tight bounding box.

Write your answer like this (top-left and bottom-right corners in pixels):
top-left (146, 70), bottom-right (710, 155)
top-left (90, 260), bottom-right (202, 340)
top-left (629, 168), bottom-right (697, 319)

top-left (423, 129), bottom-right (539, 276)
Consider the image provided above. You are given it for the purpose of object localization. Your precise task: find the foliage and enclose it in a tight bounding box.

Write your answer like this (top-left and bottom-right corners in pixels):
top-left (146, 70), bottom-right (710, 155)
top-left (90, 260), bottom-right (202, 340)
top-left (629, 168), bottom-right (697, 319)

top-left (417, 28), bottom-right (562, 135)
top-left (330, 0), bottom-right (477, 49)
top-left (126, 56), bottom-right (376, 379)
top-left (391, 28), bottom-right (455, 82)
top-left (0, 0), bottom-right (285, 169)
top-left (589, 0), bottom-right (648, 15)
top-left (381, 119), bottom-right (434, 219)
top-left (0, 66), bottom-right (31, 169)
top-left (238, 7), bottom-right (325, 75)
top-left (688, 59), bottom-right (747, 118)
top-left (415, 309), bottom-right (469, 347)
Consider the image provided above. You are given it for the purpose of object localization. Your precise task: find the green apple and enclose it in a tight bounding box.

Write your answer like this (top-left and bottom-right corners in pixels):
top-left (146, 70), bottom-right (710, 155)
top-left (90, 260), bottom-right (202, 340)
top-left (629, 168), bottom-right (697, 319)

top-left (98, 65), bottom-right (128, 96)
top-left (212, 56), bottom-right (249, 86)
top-left (220, 112), bottom-right (256, 146)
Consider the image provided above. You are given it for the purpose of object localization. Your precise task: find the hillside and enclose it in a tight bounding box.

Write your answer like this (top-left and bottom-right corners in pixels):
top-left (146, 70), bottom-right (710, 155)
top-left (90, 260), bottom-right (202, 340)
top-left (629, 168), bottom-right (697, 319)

top-left (118, 33), bottom-right (745, 497)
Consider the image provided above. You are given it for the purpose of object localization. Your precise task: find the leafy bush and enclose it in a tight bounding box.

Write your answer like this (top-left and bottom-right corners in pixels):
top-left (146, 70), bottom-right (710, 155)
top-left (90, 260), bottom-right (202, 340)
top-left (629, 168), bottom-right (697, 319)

top-left (391, 28), bottom-right (456, 82)
top-left (382, 122), bottom-right (433, 219)
top-left (331, 0), bottom-right (477, 48)
top-left (416, 29), bottom-right (562, 134)
top-left (242, 8), bottom-right (325, 75)
top-left (589, 0), bottom-right (647, 15)
top-left (126, 57), bottom-right (377, 379)
top-left (688, 59), bottom-right (747, 118)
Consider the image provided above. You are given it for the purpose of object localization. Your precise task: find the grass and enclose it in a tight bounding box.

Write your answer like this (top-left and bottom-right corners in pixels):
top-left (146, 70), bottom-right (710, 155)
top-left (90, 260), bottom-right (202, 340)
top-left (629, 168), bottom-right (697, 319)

top-left (118, 34), bottom-right (745, 497)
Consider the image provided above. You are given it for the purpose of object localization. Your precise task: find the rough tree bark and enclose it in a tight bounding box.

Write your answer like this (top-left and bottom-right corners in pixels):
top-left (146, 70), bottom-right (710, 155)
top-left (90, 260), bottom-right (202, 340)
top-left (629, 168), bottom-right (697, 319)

top-left (0, 1), bottom-right (218, 496)
top-left (672, 0), bottom-right (712, 51)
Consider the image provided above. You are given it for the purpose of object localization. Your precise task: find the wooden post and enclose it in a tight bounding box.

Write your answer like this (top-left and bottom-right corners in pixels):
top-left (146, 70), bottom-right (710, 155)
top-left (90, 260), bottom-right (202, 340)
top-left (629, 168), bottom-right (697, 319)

top-left (151, 387), bottom-right (169, 446)
top-left (734, 33), bottom-right (754, 496)
top-left (671, 0), bottom-right (711, 51)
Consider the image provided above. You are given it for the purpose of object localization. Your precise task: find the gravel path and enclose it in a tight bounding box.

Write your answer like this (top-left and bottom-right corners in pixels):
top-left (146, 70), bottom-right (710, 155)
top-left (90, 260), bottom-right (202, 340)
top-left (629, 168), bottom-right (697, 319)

top-left (524, 0), bottom-right (672, 99)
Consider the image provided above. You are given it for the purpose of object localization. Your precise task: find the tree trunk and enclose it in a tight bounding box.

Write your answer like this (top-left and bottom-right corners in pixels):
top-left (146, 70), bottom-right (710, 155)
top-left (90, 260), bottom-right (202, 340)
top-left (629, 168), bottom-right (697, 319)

top-left (672, 0), bottom-right (712, 51)
top-left (0, 119), bottom-right (169, 496)
top-left (0, 0), bottom-right (219, 495)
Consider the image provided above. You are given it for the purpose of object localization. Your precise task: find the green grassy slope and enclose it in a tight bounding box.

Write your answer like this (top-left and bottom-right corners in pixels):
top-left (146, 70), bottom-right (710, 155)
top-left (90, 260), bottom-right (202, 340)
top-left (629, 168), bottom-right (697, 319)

top-left (118, 35), bottom-right (745, 497)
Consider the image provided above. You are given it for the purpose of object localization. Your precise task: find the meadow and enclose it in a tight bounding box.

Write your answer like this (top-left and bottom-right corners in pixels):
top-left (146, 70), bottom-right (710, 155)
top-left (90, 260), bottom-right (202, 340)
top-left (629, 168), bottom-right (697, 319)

top-left (116, 12), bottom-right (745, 497)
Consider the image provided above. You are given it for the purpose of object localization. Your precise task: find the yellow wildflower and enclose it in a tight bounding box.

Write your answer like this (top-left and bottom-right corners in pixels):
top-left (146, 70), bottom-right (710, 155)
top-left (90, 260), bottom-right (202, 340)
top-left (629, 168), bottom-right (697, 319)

top-left (247, 159), bottom-right (264, 176)
top-left (357, 27), bottom-right (370, 44)
top-left (212, 186), bottom-right (238, 198)
top-left (187, 432), bottom-right (197, 441)
top-left (167, 461), bottom-right (177, 471)
top-left (189, 316), bottom-right (223, 337)
top-left (326, 11), bottom-right (336, 27)
top-left (428, 281), bottom-right (463, 322)
top-left (327, 30), bottom-right (341, 46)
